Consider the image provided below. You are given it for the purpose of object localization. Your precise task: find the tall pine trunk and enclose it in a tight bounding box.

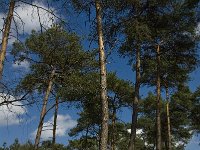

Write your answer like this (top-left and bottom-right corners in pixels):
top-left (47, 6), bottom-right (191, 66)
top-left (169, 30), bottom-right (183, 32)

top-left (0, 0), bottom-right (15, 79)
top-left (95, 0), bottom-right (109, 150)
top-left (52, 96), bottom-right (59, 144)
top-left (128, 47), bottom-right (141, 150)
top-left (165, 86), bottom-right (172, 150)
top-left (156, 45), bottom-right (162, 150)
top-left (34, 69), bottom-right (55, 149)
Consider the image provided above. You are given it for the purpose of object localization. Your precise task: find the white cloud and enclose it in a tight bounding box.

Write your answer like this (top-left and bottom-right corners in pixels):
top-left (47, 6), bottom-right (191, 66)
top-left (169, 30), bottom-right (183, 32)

top-left (196, 22), bottom-right (200, 36)
top-left (0, 93), bottom-right (26, 126)
top-left (31, 114), bottom-right (77, 140)
top-left (127, 129), bottom-right (143, 135)
top-left (0, 1), bottom-right (57, 46)
top-left (12, 60), bottom-right (30, 71)
top-left (175, 141), bottom-right (185, 148)
top-left (14, 1), bottom-right (56, 34)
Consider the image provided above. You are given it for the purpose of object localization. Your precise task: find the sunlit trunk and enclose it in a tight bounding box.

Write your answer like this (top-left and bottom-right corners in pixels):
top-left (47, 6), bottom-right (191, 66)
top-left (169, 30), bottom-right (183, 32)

top-left (166, 86), bottom-right (172, 150)
top-left (0, 0), bottom-right (15, 79)
top-left (34, 69), bottom-right (55, 149)
top-left (95, 0), bottom-right (109, 150)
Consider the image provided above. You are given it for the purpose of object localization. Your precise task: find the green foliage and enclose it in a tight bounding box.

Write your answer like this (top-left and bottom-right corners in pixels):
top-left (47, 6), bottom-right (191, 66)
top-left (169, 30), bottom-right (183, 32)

top-left (4, 1), bottom-right (200, 149)
top-left (105, 0), bottom-right (199, 88)
top-left (138, 87), bottom-right (198, 149)
top-left (191, 86), bottom-right (200, 132)
top-left (12, 26), bottom-right (97, 100)
top-left (68, 73), bottom-right (134, 149)
top-left (66, 138), bottom-right (98, 150)
top-left (0, 139), bottom-right (68, 150)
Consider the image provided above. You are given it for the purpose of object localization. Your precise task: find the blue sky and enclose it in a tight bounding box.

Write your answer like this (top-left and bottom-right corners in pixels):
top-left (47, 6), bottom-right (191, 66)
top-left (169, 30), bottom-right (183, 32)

top-left (0, 0), bottom-right (200, 149)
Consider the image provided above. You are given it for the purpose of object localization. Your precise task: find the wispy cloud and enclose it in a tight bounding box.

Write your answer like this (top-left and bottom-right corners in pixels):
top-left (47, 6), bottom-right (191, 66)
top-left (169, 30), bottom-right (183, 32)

top-left (12, 60), bottom-right (30, 71)
top-left (14, 1), bottom-right (56, 34)
top-left (31, 114), bottom-right (77, 141)
top-left (0, 93), bottom-right (26, 126)
top-left (196, 22), bottom-right (200, 36)
top-left (0, 1), bottom-right (57, 46)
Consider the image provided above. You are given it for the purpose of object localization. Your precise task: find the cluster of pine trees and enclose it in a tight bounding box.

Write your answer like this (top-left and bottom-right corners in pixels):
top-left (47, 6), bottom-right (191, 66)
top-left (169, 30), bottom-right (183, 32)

top-left (0, 0), bottom-right (200, 150)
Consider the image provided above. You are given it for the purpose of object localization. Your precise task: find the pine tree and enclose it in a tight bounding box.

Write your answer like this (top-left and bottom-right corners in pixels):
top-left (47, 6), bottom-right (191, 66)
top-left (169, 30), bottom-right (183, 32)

top-left (68, 72), bottom-right (134, 149)
top-left (12, 26), bottom-right (96, 149)
top-left (95, 1), bottom-right (109, 149)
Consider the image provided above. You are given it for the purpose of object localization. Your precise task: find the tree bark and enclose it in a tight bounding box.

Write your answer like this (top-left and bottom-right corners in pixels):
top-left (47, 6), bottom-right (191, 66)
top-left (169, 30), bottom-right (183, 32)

top-left (95, 1), bottom-right (109, 150)
top-left (0, 0), bottom-right (15, 79)
top-left (34, 69), bottom-right (55, 149)
top-left (52, 96), bottom-right (59, 145)
top-left (156, 45), bottom-right (162, 150)
top-left (128, 46), bottom-right (141, 150)
top-left (166, 86), bottom-right (172, 150)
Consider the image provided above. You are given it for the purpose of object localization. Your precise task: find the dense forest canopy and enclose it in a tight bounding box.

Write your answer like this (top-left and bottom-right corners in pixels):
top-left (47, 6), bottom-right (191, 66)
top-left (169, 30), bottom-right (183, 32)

top-left (0, 0), bottom-right (200, 150)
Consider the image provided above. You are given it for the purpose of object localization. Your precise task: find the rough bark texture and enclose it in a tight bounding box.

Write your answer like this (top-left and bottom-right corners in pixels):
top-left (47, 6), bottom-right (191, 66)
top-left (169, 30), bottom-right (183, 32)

top-left (34, 69), bottom-right (55, 149)
top-left (128, 47), bottom-right (141, 150)
top-left (166, 86), bottom-right (172, 150)
top-left (95, 1), bottom-right (109, 150)
top-left (0, 0), bottom-right (15, 79)
top-left (52, 96), bottom-right (59, 144)
top-left (156, 45), bottom-right (162, 150)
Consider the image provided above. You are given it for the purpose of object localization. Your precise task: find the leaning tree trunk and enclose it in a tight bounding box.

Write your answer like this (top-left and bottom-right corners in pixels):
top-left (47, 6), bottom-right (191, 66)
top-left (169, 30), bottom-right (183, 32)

top-left (34, 69), bottom-right (55, 149)
top-left (129, 46), bottom-right (141, 150)
top-left (156, 45), bottom-right (162, 150)
top-left (52, 96), bottom-right (59, 145)
top-left (165, 86), bottom-right (172, 150)
top-left (0, 0), bottom-right (15, 79)
top-left (95, 0), bottom-right (109, 150)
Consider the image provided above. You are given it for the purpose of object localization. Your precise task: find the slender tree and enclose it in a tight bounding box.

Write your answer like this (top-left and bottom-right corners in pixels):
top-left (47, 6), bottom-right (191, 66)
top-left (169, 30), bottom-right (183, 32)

top-left (0, 0), bottom-right (15, 79)
top-left (138, 90), bottom-right (195, 149)
top-left (164, 82), bottom-right (172, 150)
top-left (156, 44), bottom-right (162, 150)
top-left (34, 68), bottom-right (55, 149)
top-left (103, 1), bottom-right (151, 149)
top-left (141, 1), bottom-right (199, 149)
top-left (12, 26), bottom-right (97, 149)
top-left (95, 0), bottom-right (109, 149)
top-left (68, 72), bottom-right (134, 150)
top-left (52, 96), bottom-right (59, 144)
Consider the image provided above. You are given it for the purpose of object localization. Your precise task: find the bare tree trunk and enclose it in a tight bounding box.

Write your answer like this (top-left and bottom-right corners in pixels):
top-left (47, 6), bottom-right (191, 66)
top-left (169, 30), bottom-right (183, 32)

top-left (52, 96), bottom-right (59, 145)
top-left (156, 45), bottom-right (162, 150)
top-left (34, 69), bottom-right (55, 149)
top-left (95, 1), bottom-right (108, 150)
top-left (165, 86), bottom-right (172, 150)
top-left (111, 105), bottom-right (116, 150)
top-left (128, 47), bottom-right (141, 150)
top-left (0, 0), bottom-right (15, 79)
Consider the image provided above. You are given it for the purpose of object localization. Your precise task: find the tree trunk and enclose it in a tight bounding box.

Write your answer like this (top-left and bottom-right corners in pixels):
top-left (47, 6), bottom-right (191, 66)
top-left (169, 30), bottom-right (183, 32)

top-left (128, 47), bottom-right (141, 150)
top-left (165, 86), bottom-right (172, 150)
top-left (52, 96), bottom-right (59, 145)
top-left (156, 45), bottom-right (162, 150)
top-left (0, 0), bottom-right (15, 79)
top-left (111, 105), bottom-right (116, 150)
top-left (34, 69), bottom-right (55, 149)
top-left (95, 1), bottom-right (109, 150)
